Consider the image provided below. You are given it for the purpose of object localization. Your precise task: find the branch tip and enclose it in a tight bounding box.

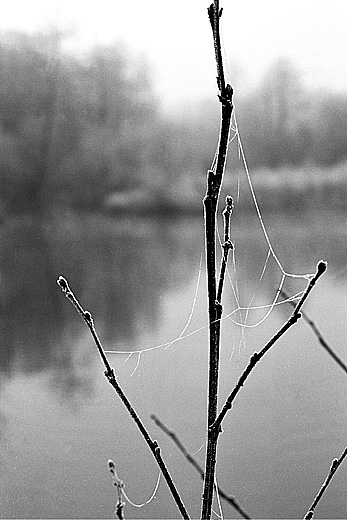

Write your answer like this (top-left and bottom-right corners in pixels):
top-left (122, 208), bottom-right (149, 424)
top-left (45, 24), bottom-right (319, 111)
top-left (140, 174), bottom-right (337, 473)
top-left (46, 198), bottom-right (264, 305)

top-left (57, 275), bottom-right (69, 292)
top-left (317, 260), bottom-right (327, 275)
top-left (84, 310), bottom-right (93, 326)
top-left (207, 4), bottom-right (214, 27)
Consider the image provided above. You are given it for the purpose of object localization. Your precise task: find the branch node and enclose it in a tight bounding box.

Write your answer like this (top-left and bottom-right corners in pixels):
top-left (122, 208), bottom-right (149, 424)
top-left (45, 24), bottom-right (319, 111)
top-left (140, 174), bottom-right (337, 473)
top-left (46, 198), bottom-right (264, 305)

top-left (222, 239), bottom-right (234, 252)
top-left (105, 367), bottom-right (115, 380)
top-left (84, 310), bottom-right (93, 326)
top-left (207, 4), bottom-right (214, 28)
top-left (215, 300), bottom-right (223, 318)
top-left (250, 352), bottom-right (260, 363)
top-left (219, 84), bottom-right (234, 105)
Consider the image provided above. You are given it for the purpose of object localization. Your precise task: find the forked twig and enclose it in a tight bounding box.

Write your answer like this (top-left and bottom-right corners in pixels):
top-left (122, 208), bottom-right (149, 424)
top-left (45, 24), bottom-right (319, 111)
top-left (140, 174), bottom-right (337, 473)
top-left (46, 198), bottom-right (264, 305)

top-left (303, 446), bottom-right (347, 519)
top-left (57, 276), bottom-right (190, 520)
top-left (151, 414), bottom-right (251, 519)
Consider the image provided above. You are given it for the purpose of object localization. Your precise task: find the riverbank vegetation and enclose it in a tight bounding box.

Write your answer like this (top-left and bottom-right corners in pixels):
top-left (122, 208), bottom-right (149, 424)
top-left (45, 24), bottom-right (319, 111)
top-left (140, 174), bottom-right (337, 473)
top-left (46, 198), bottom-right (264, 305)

top-left (0, 29), bottom-right (347, 218)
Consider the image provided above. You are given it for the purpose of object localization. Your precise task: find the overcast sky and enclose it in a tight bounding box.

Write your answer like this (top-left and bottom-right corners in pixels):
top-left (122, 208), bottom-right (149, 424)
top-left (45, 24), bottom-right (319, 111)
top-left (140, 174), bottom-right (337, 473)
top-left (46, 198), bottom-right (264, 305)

top-left (1, 0), bottom-right (347, 111)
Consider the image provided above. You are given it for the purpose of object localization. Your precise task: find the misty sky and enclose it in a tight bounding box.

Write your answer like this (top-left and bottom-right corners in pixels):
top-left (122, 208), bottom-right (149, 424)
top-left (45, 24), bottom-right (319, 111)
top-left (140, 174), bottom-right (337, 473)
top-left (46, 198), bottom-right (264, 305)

top-left (1, 0), bottom-right (347, 111)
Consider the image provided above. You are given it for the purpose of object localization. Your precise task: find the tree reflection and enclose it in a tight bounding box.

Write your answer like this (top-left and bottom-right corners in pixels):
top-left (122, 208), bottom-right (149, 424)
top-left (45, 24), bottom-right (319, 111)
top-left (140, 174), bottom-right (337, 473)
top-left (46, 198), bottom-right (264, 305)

top-left (1, 209), bottom-right (346, 390)
top-left (0, 213), bottom-right (201, 381)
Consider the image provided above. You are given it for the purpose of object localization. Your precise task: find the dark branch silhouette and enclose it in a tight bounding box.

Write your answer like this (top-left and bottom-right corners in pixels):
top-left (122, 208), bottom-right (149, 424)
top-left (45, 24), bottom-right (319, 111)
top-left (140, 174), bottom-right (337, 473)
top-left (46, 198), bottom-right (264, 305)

top-left (151, 414), bottom-right (251, 519)
top-left (57, 276), bottom-right (190, 519)
top-left (280, 289), bottom-right (347, 376)
top-left (303, 446), bottom-right (347, 519)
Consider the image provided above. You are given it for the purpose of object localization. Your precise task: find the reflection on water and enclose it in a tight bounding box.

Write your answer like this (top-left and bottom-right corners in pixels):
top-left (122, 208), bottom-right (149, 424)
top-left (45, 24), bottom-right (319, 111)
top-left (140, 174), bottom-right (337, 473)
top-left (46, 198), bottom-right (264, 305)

top-left (1, 208), bottom-right (347, 518)
top-left (1, 209), bottom-right (346, 379)
top-left (0, 212), bottom-right (203, 375)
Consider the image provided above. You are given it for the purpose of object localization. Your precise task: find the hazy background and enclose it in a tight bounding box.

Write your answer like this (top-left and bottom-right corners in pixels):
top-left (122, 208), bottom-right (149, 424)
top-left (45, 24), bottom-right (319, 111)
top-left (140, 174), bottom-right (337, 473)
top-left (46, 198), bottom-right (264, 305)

top-left (1, 0), bottom-right (347, 111)
top-left (0, 0), bottom-right (347, 216)
top-left (1, 2), bottom-right (347, 519)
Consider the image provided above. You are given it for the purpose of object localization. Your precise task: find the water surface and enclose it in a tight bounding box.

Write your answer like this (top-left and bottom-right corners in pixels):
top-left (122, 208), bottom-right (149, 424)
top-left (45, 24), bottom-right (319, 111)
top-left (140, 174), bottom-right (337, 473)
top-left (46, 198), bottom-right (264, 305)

top-left (1, 208), bottom-right (346, 519)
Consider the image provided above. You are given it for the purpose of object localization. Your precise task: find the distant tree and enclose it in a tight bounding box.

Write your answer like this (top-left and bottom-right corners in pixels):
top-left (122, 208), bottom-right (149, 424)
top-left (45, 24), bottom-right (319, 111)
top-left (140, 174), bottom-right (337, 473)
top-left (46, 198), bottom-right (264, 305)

top-left (312, 93), bottom-right (347, 166)
top-left (0, 30), bottom-right (84, 213)
top-left (0, 34), bottom-right (158, 213)
top-left (63, 44), bottom-right (158, 202)
top-left (237, 59), bottom-right (314, 169)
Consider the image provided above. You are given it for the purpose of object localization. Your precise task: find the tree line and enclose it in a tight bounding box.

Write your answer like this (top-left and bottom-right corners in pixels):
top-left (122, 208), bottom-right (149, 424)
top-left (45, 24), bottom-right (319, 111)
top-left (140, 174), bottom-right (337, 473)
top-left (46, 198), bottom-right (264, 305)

top-left (0, 30), bottom-right (346, 216)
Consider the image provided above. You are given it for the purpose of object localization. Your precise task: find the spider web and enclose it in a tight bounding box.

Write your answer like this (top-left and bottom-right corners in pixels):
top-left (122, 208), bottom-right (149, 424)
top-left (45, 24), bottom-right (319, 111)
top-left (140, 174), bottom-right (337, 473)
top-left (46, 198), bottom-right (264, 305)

top-left (101, 16), bottom-right (320, 517)
top-left (104, 112), bottom-right (314, 367)
top-left (104, 26), bottom-right (315, 371)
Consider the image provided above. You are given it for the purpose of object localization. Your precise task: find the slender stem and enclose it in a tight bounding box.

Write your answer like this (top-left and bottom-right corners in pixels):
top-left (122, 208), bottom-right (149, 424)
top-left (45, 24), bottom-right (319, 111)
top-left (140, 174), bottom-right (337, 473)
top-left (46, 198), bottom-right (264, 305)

top-left (151, 414), bottom-right (251, 519)
top-left (303, 446), bottom-right (347, 519)
top-left (57, 276), bottom-right (190, 520)
top-left (202, 3), bottom-right (234, 518)
top-left (217, 195), bottom-right (234, 304)
top-left (280, 289), bottom-right (347, 376)
top-left (207, 0), bottom-right (225, 94)
top-left (211, 261), bottom-right (327, 435)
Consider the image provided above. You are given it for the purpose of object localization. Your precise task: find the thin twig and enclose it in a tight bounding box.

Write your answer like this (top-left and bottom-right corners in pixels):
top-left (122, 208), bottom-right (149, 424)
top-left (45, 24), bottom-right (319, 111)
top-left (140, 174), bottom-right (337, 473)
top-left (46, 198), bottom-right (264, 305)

top-left (57, 276), bottom-right (190, 520)
top-left (303, 446), bottom-right (347, 519)
top-left (108, 460), bottom-right (125, 520)
top-left (207, 1), bottom-right (225, 94)
top-left (217, 195), bottom-right (234, 304)
top-left (280, 289), bottom-right (347, 376)
top-left (212, 260), bottom-right (327, 435)
top-left (151, 414), bottom-right (251, 519)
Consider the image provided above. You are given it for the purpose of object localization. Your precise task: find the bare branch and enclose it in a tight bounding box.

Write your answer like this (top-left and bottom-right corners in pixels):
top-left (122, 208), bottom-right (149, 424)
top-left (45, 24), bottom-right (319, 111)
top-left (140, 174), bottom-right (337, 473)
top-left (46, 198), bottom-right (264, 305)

top-left (151, 414), bottom-right (251, 519)
top-left (202, 3), bottom-right (234, 518)
top-left (57, 276), bottom-right (190, 520)
top-left (108, 460), bottom-right (125, 520)
top-left (212, 260), bottom-right (327, 434)
top-left (207, 1), bottom-right (225, 95)
top-left (303, 446), bottom-right (347, 519)
top-left (217, 195), bottom-right (234, 304)
top-left (280, 289), bottom-right (347, 376)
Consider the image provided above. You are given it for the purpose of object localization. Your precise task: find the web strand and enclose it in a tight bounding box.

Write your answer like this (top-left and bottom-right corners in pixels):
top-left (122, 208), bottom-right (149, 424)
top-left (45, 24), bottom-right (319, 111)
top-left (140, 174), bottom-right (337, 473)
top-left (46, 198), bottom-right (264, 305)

top-left (122, 472), bottom-right (161, 509)
top-left (105, 77), bottom-right (315, 360)
top-left (233, 112), bottom-right (314, 281)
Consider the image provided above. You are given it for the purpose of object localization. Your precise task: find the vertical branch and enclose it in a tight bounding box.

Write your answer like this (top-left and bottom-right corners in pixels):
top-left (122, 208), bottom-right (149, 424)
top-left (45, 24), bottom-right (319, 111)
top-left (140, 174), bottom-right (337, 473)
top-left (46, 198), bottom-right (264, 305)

top-left (202, 2), bottom-right (234, 519)
top-left (217, 195), bottom-right (234, 303)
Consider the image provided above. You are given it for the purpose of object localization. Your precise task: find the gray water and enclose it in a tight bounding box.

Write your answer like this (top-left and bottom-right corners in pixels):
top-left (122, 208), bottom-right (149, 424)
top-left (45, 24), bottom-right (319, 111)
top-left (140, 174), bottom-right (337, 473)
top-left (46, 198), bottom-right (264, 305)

top-left (1, 208), bottom-right (346, 519)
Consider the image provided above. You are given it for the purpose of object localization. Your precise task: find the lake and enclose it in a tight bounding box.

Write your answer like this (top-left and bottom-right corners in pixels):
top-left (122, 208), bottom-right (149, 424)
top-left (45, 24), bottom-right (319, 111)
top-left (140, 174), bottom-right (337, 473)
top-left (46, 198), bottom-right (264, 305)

top-left (1, 206), bottom-right (346, 519)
